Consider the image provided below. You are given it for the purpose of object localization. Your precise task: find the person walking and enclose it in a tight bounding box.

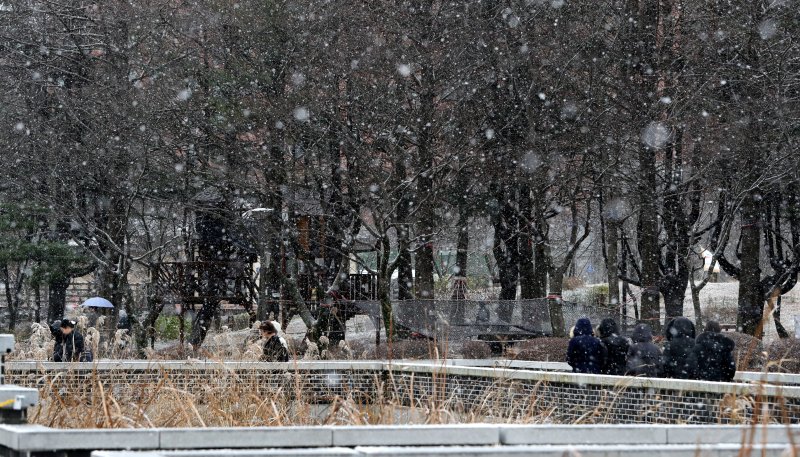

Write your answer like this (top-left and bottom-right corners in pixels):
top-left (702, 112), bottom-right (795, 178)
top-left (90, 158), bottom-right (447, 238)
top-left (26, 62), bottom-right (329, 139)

top-left (626, 323), bottom-right (661, 377)
top-left (597, 318), bottom-right (630, 376)
top-left (260, 321), bottom-right (289, 362)
top-left (693, 320), bottom-right (736, 382)
top-left (662, 317), bottom-right (698, 379)
top-left (566, 318), bottom-right (606, 374)
top-left (51, 319), bottom-right (86, 362)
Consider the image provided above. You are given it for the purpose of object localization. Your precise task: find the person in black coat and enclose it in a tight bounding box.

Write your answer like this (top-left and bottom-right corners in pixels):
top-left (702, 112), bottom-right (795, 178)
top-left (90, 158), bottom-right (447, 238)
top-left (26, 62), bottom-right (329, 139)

top-left (597, 318), bottom-right (630, 376)
top-left (566, 318), bottom-right (606, 374)
top-left (260, 321), bottom-right (289, 362)
top-left (661, 317), bottom-right (698, 379)
top-left (626, 323), bottom-right (661, 377)
top-left (51, 319), bottom-right (85, 362)
top-left (694, 320), bottom-right (736, 382)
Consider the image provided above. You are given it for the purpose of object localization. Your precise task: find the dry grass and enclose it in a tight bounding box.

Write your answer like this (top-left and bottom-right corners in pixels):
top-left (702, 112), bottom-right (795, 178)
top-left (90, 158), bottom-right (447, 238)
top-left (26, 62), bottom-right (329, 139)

top-left (25, 367), bottom-right (563, 428)
top-left (728, 332), bottom-right (767, 371)
top-left (23, 363), bottom-right (794, 429)
top-left (765, 338), bottom-right (800, 373)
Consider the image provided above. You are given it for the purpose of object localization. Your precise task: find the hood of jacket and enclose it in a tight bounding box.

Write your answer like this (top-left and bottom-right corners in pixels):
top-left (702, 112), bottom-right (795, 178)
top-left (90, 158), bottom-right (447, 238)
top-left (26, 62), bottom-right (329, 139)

top-left (598, 318), bottom-right (620, 338)
top-left (665, 317), bottom-right (696, 341)
top-left (631, 324), bottom-right (654, 343)
top-left (697, 330), bottom-right (735, 351)
top-left (573, 318), bottom-right (594, 336)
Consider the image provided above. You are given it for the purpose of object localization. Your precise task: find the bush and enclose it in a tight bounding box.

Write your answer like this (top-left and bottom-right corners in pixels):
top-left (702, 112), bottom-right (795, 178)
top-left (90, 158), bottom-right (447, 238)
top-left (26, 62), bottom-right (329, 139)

top-left (231, 312), bottom-right (252, 330)
top-left (458, 340), bottom-right (492, 359)
top-left (368, 339), bottom-right (442, 359)
top-left (727, 332), bottom-right (765, 371)
top-left (510, 337), bottom-right (569, 362)
top-left (765, 338), bottom-right (800, 373)
top-left (155, 316), bottom-right (191, 341)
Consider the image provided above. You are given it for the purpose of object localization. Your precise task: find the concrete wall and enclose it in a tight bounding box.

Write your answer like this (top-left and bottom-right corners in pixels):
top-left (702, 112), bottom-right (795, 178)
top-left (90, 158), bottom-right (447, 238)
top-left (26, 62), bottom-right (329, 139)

top-left (0, 424), bottom-right (797, 457)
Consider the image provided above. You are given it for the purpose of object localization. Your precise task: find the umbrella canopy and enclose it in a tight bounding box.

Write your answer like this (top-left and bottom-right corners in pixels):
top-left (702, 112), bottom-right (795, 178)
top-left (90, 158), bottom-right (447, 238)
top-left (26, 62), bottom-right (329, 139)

top-left (80, 297), bottom-right (114, 308)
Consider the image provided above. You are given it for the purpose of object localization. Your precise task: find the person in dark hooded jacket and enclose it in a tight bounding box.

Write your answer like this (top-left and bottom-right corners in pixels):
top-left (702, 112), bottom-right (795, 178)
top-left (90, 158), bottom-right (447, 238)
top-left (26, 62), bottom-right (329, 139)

top-left (566, 318), bottom-right (606, 374)
top-left (693, 320), bottom-right (736, 382)
top-left (51, 319), bottom-right (85, 362)
top-left (260, 321), bottom-right (289, 362)
top-left (661, 317), bottom-right (698, 379)
top-left (626, 323), bottom-right (661, 377)
top-left (597, 318), bottom-right (630, 376)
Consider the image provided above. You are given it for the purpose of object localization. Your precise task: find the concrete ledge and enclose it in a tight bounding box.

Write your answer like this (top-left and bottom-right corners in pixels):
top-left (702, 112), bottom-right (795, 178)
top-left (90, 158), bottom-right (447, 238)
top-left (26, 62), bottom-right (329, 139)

top-left (332, 425), bottom-right (499, 446)
top-left (94, 450), bottom-right (359, 457)
top-left (500, 424), bottom-right (668, 445)
top-left (0, 425), bottom-right (795, 455)
top-left (89, 445), bottom-right (800, 457)
top-left (2, 427), bottom-right (160, 451)
top-left (159, 427), bottom-right (333, 449)
top-left (0, 425), bottom-right (49, 449)
top-left (665, 425), bottom-right (800, 444)
top-left (0, 424), bottom-right (798, 449)
top-left (354, 444), bottom-right (798, 457)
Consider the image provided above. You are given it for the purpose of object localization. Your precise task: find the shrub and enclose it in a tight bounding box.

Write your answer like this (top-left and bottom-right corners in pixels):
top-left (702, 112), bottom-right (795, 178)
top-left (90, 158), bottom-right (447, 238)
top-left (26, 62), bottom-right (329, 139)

top-left (458, 340), bottom-right (492, 359)
top-left (231, 312), bottom-right (252, 330)
top-left (765, 338), bottom-right (800, 373)
top-left (727, 332), bottom-right (765, 371)
top-left (368, 339), bottom-right (442, 359)
top-left (510, 337), bottom-right (569, 361)
top-left (155, 316), bottom-right (192, 341)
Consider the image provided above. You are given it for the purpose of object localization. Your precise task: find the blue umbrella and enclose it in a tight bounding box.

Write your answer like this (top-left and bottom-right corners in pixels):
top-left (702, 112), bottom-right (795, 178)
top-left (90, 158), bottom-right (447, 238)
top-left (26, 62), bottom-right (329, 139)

top-left (80, 297), bottom-right (114, 308)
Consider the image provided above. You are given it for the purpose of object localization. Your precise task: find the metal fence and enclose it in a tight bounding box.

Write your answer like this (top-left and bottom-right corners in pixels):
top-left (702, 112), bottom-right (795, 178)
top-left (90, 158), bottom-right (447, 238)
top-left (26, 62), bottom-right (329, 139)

top-left (351, 299), bottom-right (635, 340)
top-left (7, 361), bottom-right (800, 424)
top-left (560, 301), bottom-right (639, 334)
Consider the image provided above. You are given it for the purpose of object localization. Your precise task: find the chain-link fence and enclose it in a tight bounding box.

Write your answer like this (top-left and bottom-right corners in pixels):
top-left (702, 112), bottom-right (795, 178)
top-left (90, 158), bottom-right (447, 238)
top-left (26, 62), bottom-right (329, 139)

top-left (352, 299), bottom-right (636, 340)
top-left (560, 301), bottom-right (639, 334)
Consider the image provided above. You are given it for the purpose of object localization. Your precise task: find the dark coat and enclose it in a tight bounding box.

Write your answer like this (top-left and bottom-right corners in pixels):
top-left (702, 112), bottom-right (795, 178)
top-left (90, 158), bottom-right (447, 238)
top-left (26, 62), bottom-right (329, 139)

top-left (626, 324), bottom-right (661, 377)
top-left (694, 331), bottom-right (736, 382)
top-left (262, 335), bottom-right (289, 362)
top-left (598, 318), bottom-right (630, 376)
top-left (567, 318), bottom-right (607, 374)
top-left (51, 326), bottom-right (85, 363)
top-left (662, 317), bottom-right (698, 379)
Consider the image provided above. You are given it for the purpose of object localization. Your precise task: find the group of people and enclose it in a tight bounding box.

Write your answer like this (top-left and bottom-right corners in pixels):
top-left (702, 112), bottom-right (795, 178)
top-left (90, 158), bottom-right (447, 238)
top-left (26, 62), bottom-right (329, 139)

top-left (567, 316), bottom-right (737, 382)
top-left (50, 318), bottom-right (289, 363)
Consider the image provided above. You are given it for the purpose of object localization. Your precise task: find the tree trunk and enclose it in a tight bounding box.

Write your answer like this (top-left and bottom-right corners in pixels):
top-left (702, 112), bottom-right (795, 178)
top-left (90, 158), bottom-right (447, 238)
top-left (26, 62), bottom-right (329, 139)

top-left (48, 276), bottom-right (70, 323)
top-left (493, 187), bottom-right (519, 303)
top-left (455, 222), bottom-right (469, 279)
top-left (3, 267), bottom-right (15, 331)
top-left (691, 286), bottom-right (703, 330)
top-left (548, 268), bottom-right (566, 337)
top-left (638, 144), bottom-right (662, 330)
top-left (518, 183), bottom-right (535, 300)
top-left (606, 219), bottom-right (621, 306)
top-left (34, 285), bottom-right (41, 323)
top-left (662, 283), bottom-right (685, 323)
top-left (414, 83), bottom-right (436, 301)
top-left (190, 297), bottom-right (219, 348)
top-left (738, 190), bottom-right (763, 335)
top-left (532, 208), bottom-right (549, 298)
top-left (414, 223), bottom-right (435, 300)
top-left (377, 235), bottom-right (394, 340)
top-left (255, 248), bottom-right (268, 322)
